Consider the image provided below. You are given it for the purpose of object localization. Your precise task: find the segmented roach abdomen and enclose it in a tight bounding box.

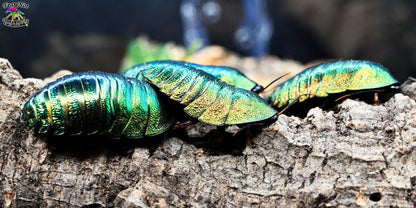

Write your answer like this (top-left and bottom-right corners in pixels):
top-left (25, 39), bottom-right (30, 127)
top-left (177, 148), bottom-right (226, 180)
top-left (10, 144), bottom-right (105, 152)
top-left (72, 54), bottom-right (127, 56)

top-left (137, 62), bottom-right (277, 126)
top-left (269, 60), bottom-right (399, 108)
top-left (21, 72), bottom-right (173, 138)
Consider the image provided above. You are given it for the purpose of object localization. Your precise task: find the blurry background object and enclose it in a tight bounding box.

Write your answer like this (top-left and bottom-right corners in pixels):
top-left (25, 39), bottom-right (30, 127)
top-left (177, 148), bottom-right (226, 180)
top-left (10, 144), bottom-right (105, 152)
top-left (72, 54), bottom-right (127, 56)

top-left (1, 0), bottom-right (415, 81)
top-left (118, 37), bottom-right (304, 89)
top-left (234, 0), bottom-right (273, 57)
top-left (180, 0), bottom-right (273, 57)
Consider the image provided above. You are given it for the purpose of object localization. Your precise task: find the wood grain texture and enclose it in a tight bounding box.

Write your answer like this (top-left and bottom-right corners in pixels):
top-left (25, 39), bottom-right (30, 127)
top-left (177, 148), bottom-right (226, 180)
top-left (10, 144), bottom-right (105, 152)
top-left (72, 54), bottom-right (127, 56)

top-left (1, 58), bottom-right (416, 207)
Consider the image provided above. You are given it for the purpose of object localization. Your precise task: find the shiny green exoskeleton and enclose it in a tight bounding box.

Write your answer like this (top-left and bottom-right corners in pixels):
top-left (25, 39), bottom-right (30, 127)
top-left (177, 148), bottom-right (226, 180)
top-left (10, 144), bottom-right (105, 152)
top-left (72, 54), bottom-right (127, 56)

top-left (21, 72), bottom-right (173, 138)
top-left (131, 61), bottom-right (277, 126)
top-left (269, 60), bottom-right (399, 108)
top-left (123, 60), bottom-right (264, 92)
top-left (184, 62), bottom-right (264, 92)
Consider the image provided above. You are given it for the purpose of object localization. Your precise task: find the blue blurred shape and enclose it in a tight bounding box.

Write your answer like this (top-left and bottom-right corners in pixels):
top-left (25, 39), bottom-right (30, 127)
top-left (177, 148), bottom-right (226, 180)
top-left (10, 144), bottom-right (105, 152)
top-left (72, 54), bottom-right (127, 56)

top-left (180, 0), bottom-right (273, 57)
top-left (234, 0), bottom-right (273, 57)
top-left (180, 0), bottom-right (210, 49)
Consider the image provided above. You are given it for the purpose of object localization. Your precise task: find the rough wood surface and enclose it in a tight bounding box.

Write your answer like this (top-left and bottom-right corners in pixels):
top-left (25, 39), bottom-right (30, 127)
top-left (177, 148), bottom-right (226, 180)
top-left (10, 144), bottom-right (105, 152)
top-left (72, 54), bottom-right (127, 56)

top-left (1, 57), bottom-right (416, 207)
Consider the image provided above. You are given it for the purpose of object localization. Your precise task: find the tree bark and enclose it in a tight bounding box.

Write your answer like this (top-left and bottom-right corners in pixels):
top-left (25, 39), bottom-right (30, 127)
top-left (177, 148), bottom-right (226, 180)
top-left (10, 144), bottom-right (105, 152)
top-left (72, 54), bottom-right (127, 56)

top-left (1, 57), bottom-right (415, 207)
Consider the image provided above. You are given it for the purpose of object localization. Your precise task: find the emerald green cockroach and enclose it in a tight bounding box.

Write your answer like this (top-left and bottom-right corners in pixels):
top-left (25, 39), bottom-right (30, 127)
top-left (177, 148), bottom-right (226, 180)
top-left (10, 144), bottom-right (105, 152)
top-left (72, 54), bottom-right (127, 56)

top-left (21, 72), bottom-right (173, 138)
top-left (132, 61), bottom-right (277, 126)
top-left (269, 60), bottom-right (399, 109)
top-left (123, 61), bottom-right (264, 92)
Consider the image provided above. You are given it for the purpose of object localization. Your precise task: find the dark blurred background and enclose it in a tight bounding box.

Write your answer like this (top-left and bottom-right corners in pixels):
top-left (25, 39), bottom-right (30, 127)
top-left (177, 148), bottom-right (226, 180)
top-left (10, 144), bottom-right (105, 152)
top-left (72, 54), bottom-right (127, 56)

top-left (1, 0), bottom-right (415, 81)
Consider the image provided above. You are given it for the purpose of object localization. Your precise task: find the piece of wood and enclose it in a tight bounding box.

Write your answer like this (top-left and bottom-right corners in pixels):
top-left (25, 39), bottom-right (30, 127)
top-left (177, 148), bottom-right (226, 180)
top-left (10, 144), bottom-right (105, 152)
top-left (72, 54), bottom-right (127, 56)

top-left (1, 58), bottom-right (416, 207)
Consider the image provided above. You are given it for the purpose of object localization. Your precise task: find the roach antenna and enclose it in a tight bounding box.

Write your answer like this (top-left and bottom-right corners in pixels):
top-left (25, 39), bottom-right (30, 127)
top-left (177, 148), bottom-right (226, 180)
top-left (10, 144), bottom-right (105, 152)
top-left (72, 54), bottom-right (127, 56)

top-left (259, 72), bottom-right (291, 94)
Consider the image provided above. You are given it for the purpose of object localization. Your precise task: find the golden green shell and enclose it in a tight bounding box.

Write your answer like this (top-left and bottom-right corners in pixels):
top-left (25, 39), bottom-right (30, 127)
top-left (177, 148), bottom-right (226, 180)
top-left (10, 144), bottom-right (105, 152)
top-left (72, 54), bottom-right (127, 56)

top-left (269, 60), bottom-right (399, 108)
top-left (134, 61), bottom-right (277, 125)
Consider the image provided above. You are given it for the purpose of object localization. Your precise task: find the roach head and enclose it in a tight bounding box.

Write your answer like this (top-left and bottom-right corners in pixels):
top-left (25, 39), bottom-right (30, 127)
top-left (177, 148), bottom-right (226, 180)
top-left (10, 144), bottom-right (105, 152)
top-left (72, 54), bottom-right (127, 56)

top-left (21, 101), bottom-right (37, 128)
top-left (251, 85), bottom-right (264, 93)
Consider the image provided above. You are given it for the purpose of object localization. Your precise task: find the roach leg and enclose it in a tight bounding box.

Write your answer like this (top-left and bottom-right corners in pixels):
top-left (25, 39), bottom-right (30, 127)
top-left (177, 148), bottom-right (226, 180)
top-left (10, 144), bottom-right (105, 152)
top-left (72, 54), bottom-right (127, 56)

top-left (279, 93), bottom-right (313, 115)
top-left (245, 128), bottom-right (257, 148)
top-left (335, 93), bottom-right (352, 102)
top-left (232, 125), bottom-right (257, 148)
top-left (173, 119), bottom-right (196, 130)
top-left (335, 89), bottom-right (384, 102)
top-left (233, 123), bottom-right (263, 137)
top-left (272, 123), bottom-right (279, 131)
top-left (374, 92), bottom-right (380, 106)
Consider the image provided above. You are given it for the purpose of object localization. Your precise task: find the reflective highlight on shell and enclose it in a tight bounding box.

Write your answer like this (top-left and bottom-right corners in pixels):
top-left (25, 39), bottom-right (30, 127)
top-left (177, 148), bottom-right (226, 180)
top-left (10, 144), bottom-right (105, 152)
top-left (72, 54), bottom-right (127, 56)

top-left (184, 62), bottom-right (262, 92)
top-left (269, 60), bottom-right (399, 108)
top-left (123, 60), bottom-right (263, 92)
top-left (21, 72), bottom-right (173, 138)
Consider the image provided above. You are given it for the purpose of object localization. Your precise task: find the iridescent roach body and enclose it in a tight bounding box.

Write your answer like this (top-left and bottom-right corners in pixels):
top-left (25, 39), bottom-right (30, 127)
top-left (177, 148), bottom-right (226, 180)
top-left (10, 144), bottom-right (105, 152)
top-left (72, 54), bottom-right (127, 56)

top-left (130, 61), bottom-right (277, 126)
top-left (184, 62), bottom-right (264, 92)
top-left (21, 72), bottom-right (173, 138)
top-left (123, 61), bottom-right (264, 92)
top-left (269, 60), bottom-right (399, 109)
